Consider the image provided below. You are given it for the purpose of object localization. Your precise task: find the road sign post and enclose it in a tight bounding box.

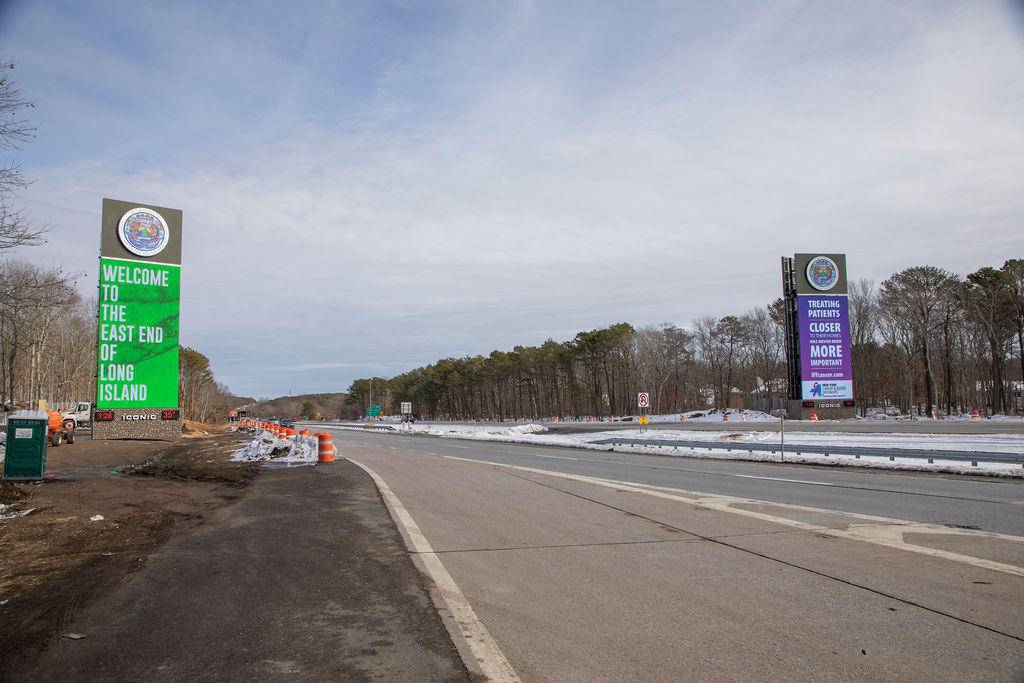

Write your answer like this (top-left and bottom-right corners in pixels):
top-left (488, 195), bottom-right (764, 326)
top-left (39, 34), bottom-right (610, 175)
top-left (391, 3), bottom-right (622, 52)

top-left (638, 393), bottom-right (650, 433)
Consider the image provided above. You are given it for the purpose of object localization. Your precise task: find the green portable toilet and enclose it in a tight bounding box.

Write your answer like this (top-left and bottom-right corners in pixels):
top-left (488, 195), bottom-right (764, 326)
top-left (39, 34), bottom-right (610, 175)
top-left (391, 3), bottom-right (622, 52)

top-left (3, 410), bottom-right (50, 480)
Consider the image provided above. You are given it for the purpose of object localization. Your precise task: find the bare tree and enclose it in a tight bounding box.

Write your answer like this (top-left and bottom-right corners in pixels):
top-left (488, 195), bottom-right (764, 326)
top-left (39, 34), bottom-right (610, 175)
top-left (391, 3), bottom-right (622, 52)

top-left (964, 267), bottom-right (1016, 414)
top-left (0, 58), bottom-right (47, 250)
top-left (0, 260), bottom-right (79, 406)
top-left (1003, 259), bottom-right (1024, 413)
top-left (633, 325), bottom-right (674, 413)
top-left (740, 306), bottom-right (784, 411)
top-left (879, 266), bottom-right (954, 416)
top-left (694, 316), bottom-right (744, 410)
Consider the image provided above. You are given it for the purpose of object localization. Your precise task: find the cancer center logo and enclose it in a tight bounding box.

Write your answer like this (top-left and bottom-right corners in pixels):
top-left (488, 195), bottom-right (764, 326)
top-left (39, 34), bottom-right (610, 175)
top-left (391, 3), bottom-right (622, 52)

top-left (806, 256), bottom-right (839, 291)
top-left (118, 208), bottom-right (170, 257)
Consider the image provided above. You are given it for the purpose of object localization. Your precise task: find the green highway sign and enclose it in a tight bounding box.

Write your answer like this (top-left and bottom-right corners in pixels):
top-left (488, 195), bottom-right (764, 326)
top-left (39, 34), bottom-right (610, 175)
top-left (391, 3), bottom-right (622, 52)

top-left (367, 405), bottom-right (382, 417)
top-left (97, 258), bottom-right (180, 407)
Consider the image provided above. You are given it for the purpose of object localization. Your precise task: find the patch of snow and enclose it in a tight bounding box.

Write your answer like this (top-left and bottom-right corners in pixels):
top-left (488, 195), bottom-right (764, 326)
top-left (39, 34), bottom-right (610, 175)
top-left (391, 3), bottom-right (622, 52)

top-left (0, 507), bottom-right (36, 521)
top-left (397, 423), bottom-right (1024, 478)
top-left (231, 431), bottom-right (320, 464)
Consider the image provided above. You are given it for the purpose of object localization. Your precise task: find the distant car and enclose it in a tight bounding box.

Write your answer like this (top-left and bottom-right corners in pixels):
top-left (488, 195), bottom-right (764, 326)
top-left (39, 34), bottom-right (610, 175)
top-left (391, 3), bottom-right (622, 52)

top-left (281, 418), bottom-right (295, 428)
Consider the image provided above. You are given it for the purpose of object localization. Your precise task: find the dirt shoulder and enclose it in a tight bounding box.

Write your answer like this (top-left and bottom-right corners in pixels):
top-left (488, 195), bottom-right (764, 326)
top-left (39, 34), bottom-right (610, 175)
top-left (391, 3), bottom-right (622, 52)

top-left (0, 431), bottom-right (259, 679)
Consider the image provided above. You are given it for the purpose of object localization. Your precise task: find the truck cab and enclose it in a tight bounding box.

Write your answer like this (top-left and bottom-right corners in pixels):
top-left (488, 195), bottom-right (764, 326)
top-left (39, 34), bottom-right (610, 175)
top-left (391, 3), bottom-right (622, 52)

top-left (60, 402), bottom-right (94, 430)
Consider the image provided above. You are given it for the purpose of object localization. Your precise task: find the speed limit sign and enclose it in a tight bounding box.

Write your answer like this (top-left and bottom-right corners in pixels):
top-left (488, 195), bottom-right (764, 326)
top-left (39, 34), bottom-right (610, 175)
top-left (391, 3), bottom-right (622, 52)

top-left (638, 393), bottom-right (650, 408)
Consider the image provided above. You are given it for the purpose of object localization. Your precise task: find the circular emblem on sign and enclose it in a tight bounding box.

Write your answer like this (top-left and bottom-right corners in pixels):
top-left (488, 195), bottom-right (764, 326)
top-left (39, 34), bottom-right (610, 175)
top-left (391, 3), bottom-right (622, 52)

top-left (117, 208), bottom-right (170, 257)
top-left (806, 256), bottom-right (840, 291)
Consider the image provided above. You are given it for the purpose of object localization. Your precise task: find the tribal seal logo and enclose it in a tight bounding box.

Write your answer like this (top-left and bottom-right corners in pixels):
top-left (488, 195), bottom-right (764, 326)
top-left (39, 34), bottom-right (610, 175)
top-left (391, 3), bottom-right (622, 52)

top-left (118, 208), bottom-right (170, 257)
top-left (806, 256), bottom-right (839, 291)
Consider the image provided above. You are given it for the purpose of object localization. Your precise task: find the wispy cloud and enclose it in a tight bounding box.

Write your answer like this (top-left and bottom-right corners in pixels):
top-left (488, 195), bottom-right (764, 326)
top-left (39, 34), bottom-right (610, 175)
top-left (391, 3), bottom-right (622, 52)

top-left (2, 0), bottom-right (1023, 397)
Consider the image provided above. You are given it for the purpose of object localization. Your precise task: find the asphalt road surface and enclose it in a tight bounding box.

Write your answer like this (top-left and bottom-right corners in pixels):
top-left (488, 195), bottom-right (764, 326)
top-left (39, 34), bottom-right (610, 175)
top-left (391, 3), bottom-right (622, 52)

top-left (322, 426), bottom-right (1024, 680)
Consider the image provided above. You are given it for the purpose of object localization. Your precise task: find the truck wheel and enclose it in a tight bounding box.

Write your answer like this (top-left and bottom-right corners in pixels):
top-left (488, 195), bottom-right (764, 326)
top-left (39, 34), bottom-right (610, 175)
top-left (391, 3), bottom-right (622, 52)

top-left (63, 419), bottom-right (76, 431)
top-left (66, 430), bottom-right (75, 444)
top-left (50, 431), bottom-right (63, 447)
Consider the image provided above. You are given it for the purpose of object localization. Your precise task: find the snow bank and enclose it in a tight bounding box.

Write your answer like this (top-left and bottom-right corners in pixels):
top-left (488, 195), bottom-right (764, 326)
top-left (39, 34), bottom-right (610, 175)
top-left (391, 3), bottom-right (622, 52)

top-left (406, 424), bottom-right (1024, 477)
top-left (231, 430), bottom-right (318, 464)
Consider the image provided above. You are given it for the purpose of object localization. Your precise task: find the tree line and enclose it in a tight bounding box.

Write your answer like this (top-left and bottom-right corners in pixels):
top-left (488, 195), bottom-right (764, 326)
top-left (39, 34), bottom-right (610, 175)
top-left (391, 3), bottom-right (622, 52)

top-left (346, 261), bottom-right (1023, 420)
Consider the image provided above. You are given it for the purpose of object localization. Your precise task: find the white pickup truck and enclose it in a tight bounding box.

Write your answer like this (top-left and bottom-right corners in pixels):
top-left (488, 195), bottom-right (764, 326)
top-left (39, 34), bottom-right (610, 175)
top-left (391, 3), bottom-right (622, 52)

top-left (60, 402), bottom-right (93, 430)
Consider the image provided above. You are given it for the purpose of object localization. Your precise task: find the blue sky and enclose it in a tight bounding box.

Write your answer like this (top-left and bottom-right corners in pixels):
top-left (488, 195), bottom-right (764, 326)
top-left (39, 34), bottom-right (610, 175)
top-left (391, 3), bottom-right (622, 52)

top-left (2, 1), bottom-right (1023, 399)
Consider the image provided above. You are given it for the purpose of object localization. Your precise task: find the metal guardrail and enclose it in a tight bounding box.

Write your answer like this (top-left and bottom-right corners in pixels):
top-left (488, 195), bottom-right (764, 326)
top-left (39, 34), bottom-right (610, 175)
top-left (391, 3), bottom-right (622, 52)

top-left (591, 438), bottom-right (1024, 467)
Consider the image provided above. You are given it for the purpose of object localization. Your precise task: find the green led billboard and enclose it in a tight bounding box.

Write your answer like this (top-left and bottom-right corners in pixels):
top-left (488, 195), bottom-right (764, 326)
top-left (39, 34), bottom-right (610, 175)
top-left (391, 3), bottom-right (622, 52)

top-left (97, 199), bottom-right (182, 409)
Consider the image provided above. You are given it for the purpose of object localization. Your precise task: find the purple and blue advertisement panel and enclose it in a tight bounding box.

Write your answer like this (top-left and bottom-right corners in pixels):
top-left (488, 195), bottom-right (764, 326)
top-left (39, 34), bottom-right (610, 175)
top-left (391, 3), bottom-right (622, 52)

top-left (798, 295), bottom-right (853, 400)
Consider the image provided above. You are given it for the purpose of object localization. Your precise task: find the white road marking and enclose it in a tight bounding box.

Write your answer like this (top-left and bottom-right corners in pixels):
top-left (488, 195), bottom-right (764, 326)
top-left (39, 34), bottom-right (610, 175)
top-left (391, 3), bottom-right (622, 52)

top-left (445, 456), bottom-right (1024, 578)
top-left (347, 458), bottom-right (521, 683)
top-left (732, 474), bottom-right (835, 486)
top-left (525, 453), bottom-right (581, 461)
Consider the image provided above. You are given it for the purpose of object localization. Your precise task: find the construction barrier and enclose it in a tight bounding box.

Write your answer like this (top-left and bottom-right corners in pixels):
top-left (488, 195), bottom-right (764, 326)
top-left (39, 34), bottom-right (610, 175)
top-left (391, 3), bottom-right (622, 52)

top-left (317, 433), bottom-right (334, 463)
top-left (680, 414), bottom-right (686, 421)
top-left (810, 413), bottom-right (819, 421)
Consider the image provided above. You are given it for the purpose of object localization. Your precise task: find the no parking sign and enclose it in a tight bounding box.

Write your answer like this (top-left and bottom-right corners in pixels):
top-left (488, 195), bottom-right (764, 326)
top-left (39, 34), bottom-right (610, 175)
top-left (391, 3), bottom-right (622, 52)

top-left (637, 393), bottom-right (650, 408)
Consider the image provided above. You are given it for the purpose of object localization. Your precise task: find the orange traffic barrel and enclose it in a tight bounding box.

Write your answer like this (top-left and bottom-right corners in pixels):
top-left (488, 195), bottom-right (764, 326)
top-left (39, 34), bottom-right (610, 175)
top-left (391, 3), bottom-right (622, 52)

top-left (317, 433), bottom-right (334, 463)
top-left (299, 429), bottom-right (311, 437)
top-left (810, 413), bottom-right (819, 421)
top-left (286, 427), bottom-right (296, 439)
top-left (723, 413), bottom-right (728, 421)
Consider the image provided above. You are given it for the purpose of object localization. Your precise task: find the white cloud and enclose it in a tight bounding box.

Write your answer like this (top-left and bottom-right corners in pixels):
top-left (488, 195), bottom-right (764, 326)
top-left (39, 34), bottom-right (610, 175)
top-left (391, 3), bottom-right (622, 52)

top-left (3, 0), bottom-right (1023, 397)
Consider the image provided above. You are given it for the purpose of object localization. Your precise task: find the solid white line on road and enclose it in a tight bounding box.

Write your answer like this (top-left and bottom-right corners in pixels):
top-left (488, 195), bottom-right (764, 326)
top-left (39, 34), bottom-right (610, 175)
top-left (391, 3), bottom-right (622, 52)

top-left (525, 453), bottom-right (582, 461)
top-left (732, 474), bottom-right (836, 486)
top-left (347, 458), bottom-right (521, 683)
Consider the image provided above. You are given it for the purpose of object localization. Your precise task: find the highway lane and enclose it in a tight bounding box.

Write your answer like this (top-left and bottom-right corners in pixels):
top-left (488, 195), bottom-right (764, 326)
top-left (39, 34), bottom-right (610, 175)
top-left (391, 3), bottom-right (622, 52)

top-left (319, 428), bottom-right (1024, 680)
top-left (318, 427), bottom-right (1024, 536)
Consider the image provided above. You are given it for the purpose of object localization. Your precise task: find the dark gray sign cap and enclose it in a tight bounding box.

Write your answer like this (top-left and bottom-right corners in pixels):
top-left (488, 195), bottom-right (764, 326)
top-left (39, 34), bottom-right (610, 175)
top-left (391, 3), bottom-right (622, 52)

top-left (101, 198), bottom-right (182, 265)
top-left (794, 253), bottom-right (847, 295)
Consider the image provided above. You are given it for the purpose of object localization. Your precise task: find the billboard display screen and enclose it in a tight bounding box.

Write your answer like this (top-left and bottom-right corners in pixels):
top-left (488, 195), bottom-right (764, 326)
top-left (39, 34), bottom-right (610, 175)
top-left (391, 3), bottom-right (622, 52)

top-left (797, 294), bottom-right (853, 400)
top-left (97, 199), bottom-right (182, 410)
